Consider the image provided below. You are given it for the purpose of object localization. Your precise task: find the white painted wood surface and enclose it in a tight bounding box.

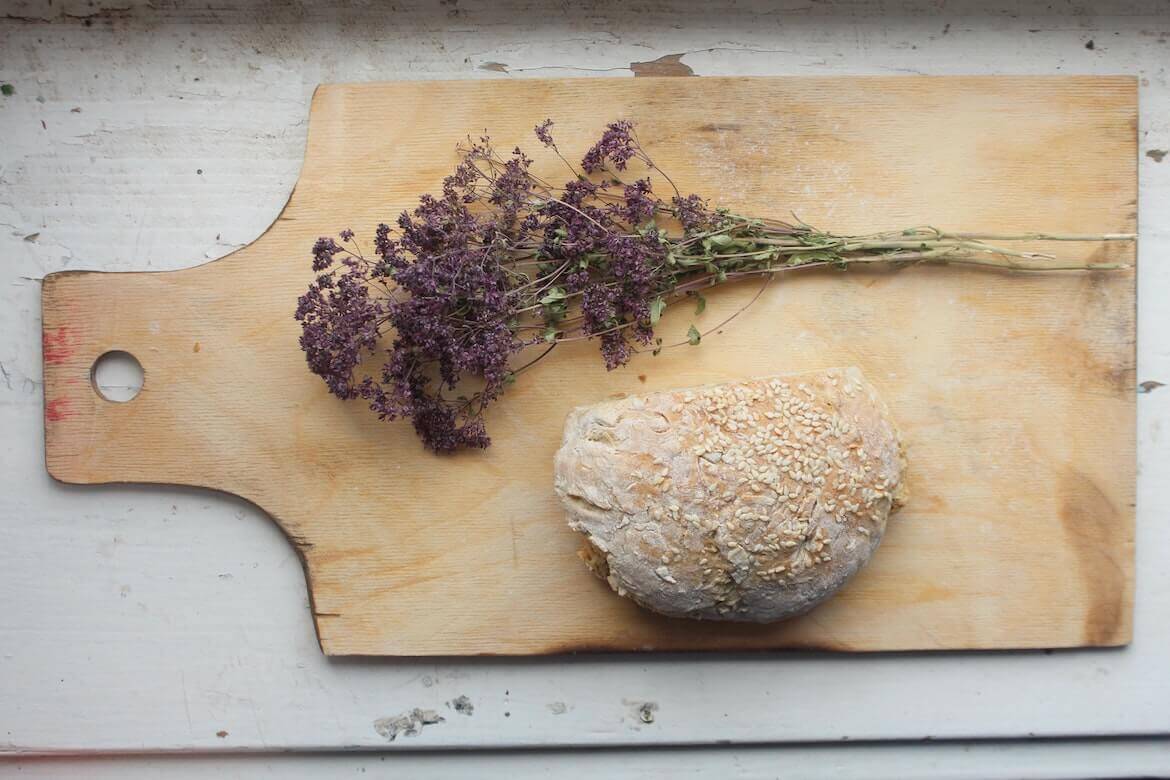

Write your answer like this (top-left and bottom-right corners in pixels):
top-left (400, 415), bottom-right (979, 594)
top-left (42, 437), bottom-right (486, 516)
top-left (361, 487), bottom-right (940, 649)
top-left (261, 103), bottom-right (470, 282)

top-left (1, 0), bottom-right (1169, 766)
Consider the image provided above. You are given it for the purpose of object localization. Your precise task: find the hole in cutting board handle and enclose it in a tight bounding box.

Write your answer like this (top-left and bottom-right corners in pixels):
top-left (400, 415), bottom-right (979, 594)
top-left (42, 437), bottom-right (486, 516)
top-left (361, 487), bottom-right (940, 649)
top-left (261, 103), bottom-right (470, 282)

top-left (91, 350), bottom-right (144, 402)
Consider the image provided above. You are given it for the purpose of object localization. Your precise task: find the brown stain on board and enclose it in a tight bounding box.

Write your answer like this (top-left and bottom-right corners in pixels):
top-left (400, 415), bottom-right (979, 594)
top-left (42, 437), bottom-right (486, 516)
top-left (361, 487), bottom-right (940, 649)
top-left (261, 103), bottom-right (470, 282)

top-left (534, 593), bottom-right (856, 655)
top-left (910, 583), bottom-right (955, 605)
top-left (1030, 321), bottom-right (1134, 397)
top-left (539, 634), bottom-right (849, 655)
top-left (1059, 466), bottom-right (1128, 646)
top-left (696, 122), bottom-right (743, 133)
top-left (305, 543), bottom-right (389, 570)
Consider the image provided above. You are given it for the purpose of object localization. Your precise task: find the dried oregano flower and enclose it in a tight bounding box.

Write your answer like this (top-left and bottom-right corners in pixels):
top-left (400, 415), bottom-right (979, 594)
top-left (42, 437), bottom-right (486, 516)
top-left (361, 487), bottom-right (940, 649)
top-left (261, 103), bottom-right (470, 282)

top-left (296, 120), bottom-right (1130, 453)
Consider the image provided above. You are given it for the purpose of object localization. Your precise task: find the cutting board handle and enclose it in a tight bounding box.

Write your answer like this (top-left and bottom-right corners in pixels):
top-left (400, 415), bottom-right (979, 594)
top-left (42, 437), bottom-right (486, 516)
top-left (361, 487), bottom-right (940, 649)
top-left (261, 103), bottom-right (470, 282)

top-left (41, 264), bottom-right (275, 498)
top-left (44, 269), bottom-right (174, 483)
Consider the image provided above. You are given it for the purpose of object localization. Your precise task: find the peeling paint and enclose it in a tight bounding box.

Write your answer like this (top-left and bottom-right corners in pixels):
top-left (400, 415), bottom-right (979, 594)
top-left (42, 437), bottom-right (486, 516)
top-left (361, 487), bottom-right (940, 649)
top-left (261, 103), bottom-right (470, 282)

top-left (479, 62), bottom-right (509, 73)
top-left (1147, 149), bottom-right (1167, 162)
top-left (630, 53), bottom-right (695, 78)
top-left (447, 695), bottom-right (474, 715)
top-left (634, 701), bottom-right (658, 723)
top-left (373, 708), bottom-right (445, 741)
top-left (1139, 380), bottom-right (1165, 393)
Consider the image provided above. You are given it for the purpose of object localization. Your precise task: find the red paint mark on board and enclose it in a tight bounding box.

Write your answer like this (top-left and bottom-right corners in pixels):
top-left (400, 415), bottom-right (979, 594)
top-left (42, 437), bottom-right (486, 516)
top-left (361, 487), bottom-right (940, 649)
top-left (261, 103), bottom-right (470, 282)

top-left (43, 327), bottom-right (76, 364)
top-left (46, 397), bottom-right (73, 422)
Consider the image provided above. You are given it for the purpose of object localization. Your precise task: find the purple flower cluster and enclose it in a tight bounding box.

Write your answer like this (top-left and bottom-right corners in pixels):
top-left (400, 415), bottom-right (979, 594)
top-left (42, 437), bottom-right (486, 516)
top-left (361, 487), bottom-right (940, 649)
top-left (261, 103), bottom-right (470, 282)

top-left (295, 256), bottom-right (384, 400)
top-left (296, 119), bottom-right (717, 452)
top-left (671, 193), bottom-right (711, 233)
top-left (534, 118), bottom-right (555, 148)
top-left (580, 120), bottom-right (638, 173)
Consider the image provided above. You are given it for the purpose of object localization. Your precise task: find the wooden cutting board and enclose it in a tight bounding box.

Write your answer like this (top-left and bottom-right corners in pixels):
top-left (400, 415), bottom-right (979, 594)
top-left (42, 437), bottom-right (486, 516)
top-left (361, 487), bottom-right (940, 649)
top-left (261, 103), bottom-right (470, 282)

top-left (41, 77), bottom-right (1136, 656)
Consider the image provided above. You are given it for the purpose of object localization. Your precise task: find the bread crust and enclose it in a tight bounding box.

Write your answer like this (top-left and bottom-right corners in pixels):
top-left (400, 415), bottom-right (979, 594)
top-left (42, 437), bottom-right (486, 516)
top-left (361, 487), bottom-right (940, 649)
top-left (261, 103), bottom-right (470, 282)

top-left (554, 367), bottom-right (906, 622)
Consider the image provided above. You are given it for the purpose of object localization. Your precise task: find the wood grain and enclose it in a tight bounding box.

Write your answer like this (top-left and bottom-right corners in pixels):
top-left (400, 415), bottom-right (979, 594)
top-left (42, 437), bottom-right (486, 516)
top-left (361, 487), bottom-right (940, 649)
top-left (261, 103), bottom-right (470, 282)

top-left (40, 77), bottom-right (1136, 656)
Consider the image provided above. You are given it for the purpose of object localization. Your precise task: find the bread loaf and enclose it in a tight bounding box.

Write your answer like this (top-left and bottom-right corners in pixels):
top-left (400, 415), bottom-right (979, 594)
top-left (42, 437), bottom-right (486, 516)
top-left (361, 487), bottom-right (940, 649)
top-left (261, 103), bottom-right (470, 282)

top-left (553, 367), bottom-right (906, 622)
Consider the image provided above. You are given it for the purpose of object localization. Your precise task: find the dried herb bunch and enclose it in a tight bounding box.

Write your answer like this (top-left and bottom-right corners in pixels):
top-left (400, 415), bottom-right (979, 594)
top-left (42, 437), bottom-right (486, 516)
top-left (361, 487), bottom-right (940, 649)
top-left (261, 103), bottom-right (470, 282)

top-left (296, 120), bottom-right (1129, 452)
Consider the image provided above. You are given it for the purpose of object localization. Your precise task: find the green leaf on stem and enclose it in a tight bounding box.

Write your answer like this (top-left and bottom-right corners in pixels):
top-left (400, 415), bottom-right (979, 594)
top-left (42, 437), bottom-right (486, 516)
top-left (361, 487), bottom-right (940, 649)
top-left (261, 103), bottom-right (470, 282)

top-left (650, 296), bottom-right (667, 324)
top-left (694, 293), bottom-right (706, 315)
top-left (789, 249), bottom-right (838, 265)
top-left (539, 287), bottom-right (567, 305)
top-left (542, 298), bottom-right (567, 325)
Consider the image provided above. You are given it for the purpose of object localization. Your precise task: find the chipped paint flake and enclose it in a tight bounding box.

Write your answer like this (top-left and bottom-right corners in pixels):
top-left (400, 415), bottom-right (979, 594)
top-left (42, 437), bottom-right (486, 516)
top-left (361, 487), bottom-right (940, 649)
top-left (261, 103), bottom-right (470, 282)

top-left (373, 708), bottom-right (445, 741)
top-left (630, 53), bottom-right (695, 77)
top-left (447, 695), bottom-right (474, 715)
